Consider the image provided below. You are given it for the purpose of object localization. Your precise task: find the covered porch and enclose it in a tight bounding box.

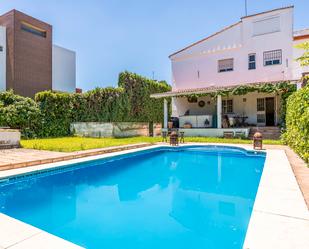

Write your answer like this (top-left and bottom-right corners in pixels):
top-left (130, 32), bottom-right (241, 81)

top-left (151, 82), bottom-right (296, 138)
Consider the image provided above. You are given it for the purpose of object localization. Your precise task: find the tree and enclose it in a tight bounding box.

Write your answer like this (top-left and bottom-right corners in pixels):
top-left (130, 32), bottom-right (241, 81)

top-left (296, 42), bottom-right (309, 66)
top-left (296, 42), bottom-right (309, 86)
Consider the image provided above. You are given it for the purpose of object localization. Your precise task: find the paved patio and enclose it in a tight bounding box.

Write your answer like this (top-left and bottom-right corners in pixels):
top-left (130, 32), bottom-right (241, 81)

top-left (0, 143), bottom-right (151, 171)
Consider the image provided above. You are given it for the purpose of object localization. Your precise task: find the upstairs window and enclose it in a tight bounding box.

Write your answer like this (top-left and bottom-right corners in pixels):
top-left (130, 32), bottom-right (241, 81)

top-left (248, 53), bottom-right (256, 70)
top-left (222, 99), bottom-right (233, 114)
top-left (21, 22), bottom-right (47, 38)
top-left (253, 16), bottom-right (280, 36)
top-left (0, 46), bottom-right (3, 52)
top-left (264, 49), bottom-right (282, 66)
top-left (218, 58), bottom-right (233, 72)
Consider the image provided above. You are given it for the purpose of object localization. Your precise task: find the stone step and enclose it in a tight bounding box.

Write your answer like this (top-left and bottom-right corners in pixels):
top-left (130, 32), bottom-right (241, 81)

top-left (249, 127), bottom-right (281, 140)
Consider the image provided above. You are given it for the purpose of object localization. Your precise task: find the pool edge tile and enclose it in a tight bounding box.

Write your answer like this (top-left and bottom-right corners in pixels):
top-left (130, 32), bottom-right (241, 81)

top-left (243, 149), bottom-right (309, 249)
top-left (0, 213), bottom-right (84, 249)
top-left (0, 213), bottom-right (41, 249)
top-left (243, 211), bottom-right (309, 249)
top-left (8, 231), bottom-right (84, 249)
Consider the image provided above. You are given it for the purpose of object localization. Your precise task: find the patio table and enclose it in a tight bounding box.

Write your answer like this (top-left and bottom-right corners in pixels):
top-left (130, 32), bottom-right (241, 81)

top-left (234, 115), bottom-right (248, 127)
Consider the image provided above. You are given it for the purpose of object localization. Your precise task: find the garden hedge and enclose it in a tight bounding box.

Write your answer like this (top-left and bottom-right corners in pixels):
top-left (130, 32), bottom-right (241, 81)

top-left (283, 85), bottom-right (309, 163)
top-left (0, 71), bottom-right (171, 138)
top-left (0, 91), bottom-right (41, 138)
top-left (118, 71), bottom-right (170, 122)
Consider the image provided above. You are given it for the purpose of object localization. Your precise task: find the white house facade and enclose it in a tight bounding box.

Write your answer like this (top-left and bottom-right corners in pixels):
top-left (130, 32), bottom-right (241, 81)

top-left (151, 6), bottom-right (309, 138)
top-left (0, 26), bottom-right (6, 92)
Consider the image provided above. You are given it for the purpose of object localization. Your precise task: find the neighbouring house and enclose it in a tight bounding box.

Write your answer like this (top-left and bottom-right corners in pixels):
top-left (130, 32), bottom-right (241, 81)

top-left (151, 6), bottom-right (309, 138)
top-left (0, 9), bottom-right (76, 98)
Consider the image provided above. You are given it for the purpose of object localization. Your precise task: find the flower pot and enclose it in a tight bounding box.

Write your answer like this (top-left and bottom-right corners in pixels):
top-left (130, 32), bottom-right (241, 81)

top-left (183, 124), bottom-right (192, 129)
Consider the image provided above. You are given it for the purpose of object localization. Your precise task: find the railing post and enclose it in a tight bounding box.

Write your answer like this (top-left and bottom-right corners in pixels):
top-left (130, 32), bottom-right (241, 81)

top-left (163, 98), bottom-right (168, 129)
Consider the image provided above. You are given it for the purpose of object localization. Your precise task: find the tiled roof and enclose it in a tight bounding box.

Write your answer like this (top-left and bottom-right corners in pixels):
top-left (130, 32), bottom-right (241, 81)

top-left (150, 80), bottom-right (298, 98)
top-left (294, 28), bottom-right (309, 40)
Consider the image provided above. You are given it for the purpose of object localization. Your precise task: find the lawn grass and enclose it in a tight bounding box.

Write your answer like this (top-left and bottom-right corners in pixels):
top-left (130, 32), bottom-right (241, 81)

top-left (20, 137), bottom-right (161, 152)
top-left (21, 136), bottom-right (283, 152)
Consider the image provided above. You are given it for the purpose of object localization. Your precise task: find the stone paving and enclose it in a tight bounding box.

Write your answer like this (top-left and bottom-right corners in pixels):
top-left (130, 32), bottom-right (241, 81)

top-left (0, 143), bottom-right (151, 171)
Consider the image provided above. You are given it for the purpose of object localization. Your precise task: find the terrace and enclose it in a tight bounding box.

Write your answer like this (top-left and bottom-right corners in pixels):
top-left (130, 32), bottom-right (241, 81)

top-left (150, 81), bottom-right (296, 139)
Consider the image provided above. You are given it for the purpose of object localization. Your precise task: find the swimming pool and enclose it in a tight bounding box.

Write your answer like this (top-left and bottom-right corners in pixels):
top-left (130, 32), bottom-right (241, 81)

top-left (0, 145), bottom-right (266, 249)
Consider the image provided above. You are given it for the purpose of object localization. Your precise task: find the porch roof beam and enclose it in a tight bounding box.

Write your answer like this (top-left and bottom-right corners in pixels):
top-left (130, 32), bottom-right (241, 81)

top-left (150, 80), bottom-right (298, 99)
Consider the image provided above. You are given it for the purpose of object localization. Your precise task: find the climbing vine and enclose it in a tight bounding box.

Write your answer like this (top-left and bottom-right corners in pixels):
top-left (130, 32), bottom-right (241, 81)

top-left (180, 81), bottom-right (296, 100)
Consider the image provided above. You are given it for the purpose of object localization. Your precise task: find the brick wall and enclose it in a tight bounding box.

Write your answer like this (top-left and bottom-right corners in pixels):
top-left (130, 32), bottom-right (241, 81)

top-left (0, 10), bottom-right (52, 97)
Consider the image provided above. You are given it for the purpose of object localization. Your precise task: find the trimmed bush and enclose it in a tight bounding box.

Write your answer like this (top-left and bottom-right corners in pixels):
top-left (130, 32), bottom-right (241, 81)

top-left (0, 91), bottom-right (41, 138)
top-left (35, 91), bottom-right (74, 137)
top-left (72, 87), bottom-right (129, 122)
top-left (283, 85), bottom-right (309, 163)
top-left (118, 71), bottom-right (170, 122)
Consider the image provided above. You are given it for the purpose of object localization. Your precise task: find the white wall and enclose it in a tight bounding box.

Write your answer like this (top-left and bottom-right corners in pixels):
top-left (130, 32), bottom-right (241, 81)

top-left (170, 7), bottom-right (294, 90)
top-left (173, 96), bottom-right (216, 117)
top-left (0, 26), bottom-right (6, 92)
top-left (52, 45), bottom-right (76, 93)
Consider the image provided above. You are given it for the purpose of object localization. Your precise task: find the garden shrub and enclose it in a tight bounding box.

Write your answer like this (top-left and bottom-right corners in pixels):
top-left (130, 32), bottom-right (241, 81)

top-left (283, 85), bottom-right (309, 163)
top-left (118, 71), bottom-right (171, 122)
top-left (35, 91), bottom-right (75, 137)
top-left (0, 90), bottom-right (41, 138)
top-left (72, 87), bottom-right (130, 122)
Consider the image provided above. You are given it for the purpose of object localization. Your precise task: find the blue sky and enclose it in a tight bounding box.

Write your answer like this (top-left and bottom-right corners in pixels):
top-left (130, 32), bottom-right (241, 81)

top-left (1, 0), bottom-right (308, 90)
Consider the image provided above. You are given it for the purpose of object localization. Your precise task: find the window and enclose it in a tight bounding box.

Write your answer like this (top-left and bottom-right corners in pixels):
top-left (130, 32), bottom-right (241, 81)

top-left (0, 46), bottom-right (3, 52)
top-left (248, 54), bottom-right (256, 70)
top-left (253, 16), bottom-right (280, 36)
top-left (257, 98), bottom-right (265, 111)
top-left (257, 114), bottom-right (266, 123)
top-left (218, 59), bottom-right (233, 72)
top-left (263, 49), bottom-right (282, 66)
top-left (222, 99), bottom-right (233, 114)
top-left (21, 22), bottom-right (47, 38)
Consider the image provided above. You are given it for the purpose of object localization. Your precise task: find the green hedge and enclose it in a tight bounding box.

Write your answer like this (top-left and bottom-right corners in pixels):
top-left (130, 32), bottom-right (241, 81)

top-left (0, 91), bottom-right (41, 138)
top-left (0, 71), bottom-right (171, 138)
top-left (283, 85), bottom-right (309, 163)
top-left (118, 71), bottom-right (170, 122)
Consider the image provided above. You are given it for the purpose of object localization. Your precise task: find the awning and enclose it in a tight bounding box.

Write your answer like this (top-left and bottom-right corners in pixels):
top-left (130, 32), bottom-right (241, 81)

top-left (150, 80), bottom-right (298, 99)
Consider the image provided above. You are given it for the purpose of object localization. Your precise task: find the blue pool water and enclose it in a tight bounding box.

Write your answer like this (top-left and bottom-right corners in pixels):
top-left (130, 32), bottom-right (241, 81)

top-left (0, 146), bottom-right (265, 249)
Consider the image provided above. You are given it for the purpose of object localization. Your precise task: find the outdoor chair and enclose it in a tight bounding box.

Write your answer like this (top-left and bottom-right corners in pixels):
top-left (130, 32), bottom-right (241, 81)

top-left (170, 131), bottom-right (179, 146)
top-left (179, 131), bottom-right (185, 143)
top-left (162, 131), bottom-right (168, 142)
top-left (223, 131), bottom-right (234, 138)
top-left (235, 131), bottom-right (245, 138)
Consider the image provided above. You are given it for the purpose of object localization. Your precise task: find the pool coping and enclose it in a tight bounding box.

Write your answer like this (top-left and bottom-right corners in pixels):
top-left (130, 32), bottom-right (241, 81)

top-left (0, 143), bottom-right (308, 249)
top-left (0, 143), bottom-right (152, 171)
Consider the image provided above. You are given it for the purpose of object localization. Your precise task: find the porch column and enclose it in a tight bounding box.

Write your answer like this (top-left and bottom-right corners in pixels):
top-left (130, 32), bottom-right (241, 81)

top-left (163, 98), bottom-right (168, 129)
top-left (217, 95), bottom-right (222, 128)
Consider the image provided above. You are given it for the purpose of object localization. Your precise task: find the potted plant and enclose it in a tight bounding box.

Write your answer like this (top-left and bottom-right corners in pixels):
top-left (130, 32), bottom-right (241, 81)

top-left (183, 122), bottom-right (192, 129)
